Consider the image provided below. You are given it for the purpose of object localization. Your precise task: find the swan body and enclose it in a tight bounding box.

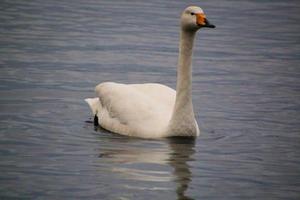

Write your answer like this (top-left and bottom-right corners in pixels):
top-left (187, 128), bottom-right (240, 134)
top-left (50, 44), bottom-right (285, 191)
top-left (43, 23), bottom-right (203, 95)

top-left (85, 6), bottom-right (215, 138)
top-left (86, 82), bottom-right (176, 138)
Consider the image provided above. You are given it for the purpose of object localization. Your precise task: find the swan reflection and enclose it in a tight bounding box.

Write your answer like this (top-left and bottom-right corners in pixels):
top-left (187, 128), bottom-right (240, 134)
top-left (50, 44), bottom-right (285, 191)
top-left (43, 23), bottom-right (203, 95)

top-left (168, 137), bottom-right (195, 200)
top-left (98, 137), bottom-right (195, 199)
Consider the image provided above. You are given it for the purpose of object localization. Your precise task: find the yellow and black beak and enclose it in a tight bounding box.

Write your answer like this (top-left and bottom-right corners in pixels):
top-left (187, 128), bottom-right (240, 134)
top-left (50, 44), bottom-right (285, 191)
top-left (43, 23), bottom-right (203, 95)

top-left (196, 13), bottom-right (215, 28)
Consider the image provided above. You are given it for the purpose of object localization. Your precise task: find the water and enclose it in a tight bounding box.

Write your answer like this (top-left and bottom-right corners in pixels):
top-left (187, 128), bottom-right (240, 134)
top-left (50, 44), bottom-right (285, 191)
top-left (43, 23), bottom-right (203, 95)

top-left (0, 0), bottom-right (300, 199)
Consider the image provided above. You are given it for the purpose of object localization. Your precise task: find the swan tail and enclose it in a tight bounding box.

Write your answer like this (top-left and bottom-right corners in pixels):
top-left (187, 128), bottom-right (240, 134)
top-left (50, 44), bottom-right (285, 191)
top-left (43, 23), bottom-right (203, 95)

top-left (84, 97), bottom-right (101, 116)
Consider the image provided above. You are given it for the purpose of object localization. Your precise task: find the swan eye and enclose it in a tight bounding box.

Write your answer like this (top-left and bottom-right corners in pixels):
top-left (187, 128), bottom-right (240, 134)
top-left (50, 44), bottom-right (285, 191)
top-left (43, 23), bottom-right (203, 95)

top-left (191, 12), bottom-right (195, 15)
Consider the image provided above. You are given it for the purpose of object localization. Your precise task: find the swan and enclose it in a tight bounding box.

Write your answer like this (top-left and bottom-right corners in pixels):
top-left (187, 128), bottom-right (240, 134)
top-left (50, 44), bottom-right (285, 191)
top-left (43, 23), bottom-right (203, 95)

top-left (85, 6), bottom-right (215, 138)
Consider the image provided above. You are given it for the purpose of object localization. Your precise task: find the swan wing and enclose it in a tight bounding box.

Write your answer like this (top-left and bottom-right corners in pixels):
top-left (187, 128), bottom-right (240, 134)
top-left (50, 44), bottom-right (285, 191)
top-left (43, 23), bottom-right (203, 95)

top-left (93, 82), bottom-right (176, 138)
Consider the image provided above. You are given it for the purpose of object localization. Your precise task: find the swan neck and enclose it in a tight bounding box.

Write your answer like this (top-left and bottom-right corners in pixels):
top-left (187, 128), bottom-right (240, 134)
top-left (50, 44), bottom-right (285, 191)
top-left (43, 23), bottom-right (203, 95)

top-left (167, 30), bottom-right (197, 136)
top-left (177, 31), bottom-right (195, 96)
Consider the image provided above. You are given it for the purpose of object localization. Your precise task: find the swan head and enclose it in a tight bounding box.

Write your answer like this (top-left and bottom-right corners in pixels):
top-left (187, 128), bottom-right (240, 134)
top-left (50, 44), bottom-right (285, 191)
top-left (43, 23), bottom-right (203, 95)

top-left (181, 6), bottom-right (215, 32)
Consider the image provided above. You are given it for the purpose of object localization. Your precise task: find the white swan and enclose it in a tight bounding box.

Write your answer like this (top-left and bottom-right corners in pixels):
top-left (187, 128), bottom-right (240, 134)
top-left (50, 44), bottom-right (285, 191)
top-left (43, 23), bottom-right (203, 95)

top-left (85, 6), bottom-right (215, 138)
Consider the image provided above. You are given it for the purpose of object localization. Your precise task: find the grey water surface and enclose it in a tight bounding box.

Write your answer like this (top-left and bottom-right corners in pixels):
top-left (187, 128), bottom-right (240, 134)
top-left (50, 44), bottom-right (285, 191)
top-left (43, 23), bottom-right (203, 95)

top-left (0, 0), bottom-right (300, 199)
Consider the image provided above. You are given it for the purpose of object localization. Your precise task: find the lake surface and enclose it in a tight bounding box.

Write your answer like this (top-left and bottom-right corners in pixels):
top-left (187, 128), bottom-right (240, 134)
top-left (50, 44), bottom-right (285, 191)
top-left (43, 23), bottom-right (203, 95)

top-left (0, 0), bottom-right (300, 199)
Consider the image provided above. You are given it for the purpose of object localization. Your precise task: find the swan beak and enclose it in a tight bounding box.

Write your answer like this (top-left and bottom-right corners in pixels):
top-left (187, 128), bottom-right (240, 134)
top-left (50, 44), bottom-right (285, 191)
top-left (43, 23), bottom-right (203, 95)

top-left (196, 13), bottom-right (215, 28)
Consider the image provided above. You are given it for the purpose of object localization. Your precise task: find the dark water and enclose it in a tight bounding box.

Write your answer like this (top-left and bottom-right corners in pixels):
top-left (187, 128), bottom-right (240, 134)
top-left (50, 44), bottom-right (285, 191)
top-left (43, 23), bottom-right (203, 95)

top-left (1, 0), bottom-right (300, 199)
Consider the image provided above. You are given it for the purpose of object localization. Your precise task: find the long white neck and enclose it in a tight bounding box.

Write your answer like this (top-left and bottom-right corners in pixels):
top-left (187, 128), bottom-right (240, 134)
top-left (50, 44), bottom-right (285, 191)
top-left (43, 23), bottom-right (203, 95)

top-left (166, 30), bottom-right (198, 136)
